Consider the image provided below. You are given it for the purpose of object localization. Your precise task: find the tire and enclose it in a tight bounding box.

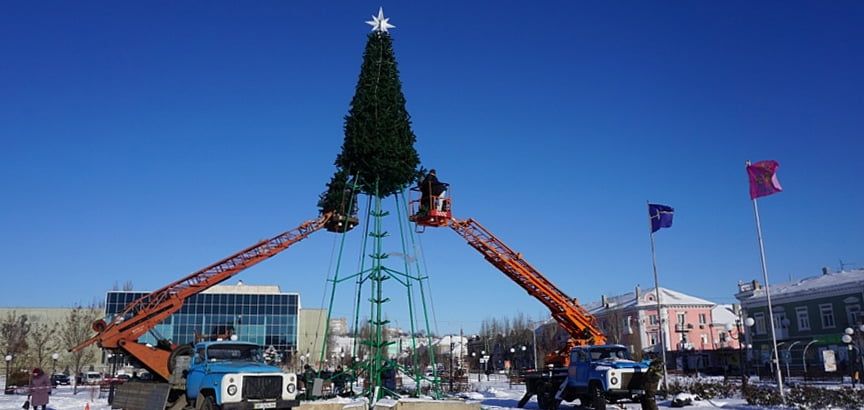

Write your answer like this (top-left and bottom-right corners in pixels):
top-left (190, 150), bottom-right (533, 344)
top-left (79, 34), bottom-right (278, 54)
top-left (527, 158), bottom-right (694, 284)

top-left (168, 344), bottom-right (194, 374)
top-left (588, 383), bottom-right (606, 410)
top-left (198, 395), bottom-right (219, 410)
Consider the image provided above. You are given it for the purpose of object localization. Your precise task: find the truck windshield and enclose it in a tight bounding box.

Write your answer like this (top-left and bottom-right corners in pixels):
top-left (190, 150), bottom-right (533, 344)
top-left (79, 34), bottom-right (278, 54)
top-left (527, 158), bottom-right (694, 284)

top-left (589, 347), bottom-right (630, 361)
top-left (207, 344), bottom-right (262, 362)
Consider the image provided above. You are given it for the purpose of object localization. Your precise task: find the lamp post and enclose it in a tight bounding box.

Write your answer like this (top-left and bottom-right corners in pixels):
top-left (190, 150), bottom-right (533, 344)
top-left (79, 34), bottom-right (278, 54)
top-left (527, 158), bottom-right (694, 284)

top-left (802, 339), bottom-right (819, 379)
top-left (481, 350), bottom-right (487, 381)
top-left (508, 347), bottom-right (516, 388)
top-left (51, 353), bottom-right (59, 378)
top-left (4, 355), bottom-right (12, 395)
top-left (520, 345), bottom-right (527, 370)
top-left (471, 352), bottom-right (479, 382)
top-left (528, 321), bottom-right (540, 371)
top-left (841, 324), bottom-right (864, 384)
top-left (449, 338), bottom-right (455, 392)
top-left (725, 320), bottom-right (747, 388)
top-left (727, 317), bottom-right (756, 388)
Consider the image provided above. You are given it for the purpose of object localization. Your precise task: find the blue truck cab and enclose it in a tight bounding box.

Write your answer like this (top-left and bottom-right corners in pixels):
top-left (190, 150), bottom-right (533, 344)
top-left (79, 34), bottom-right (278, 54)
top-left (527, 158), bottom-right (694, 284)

top-left (560, 345), bottom-right (650, 409)
top-left (185, 341), bottom-right (299, 410)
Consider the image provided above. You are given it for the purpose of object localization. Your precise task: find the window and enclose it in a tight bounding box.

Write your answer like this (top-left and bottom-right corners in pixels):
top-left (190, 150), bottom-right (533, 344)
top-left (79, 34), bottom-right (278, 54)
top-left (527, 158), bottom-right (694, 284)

top-left (649, 334), bottom-right (658, 345)
top-left (650, 315), bottom-right (659, 325)
top-left (700, 334), bottom-right (708, 346)
top-left (698, 314), bottom-right (707, 324)
top-left (820, 304), bottom-right (835, 328)
top-left (677, 313), bottom-right (686, 324)
top-left (846, 304), bottom-right (861, 327)
top-left (754, 313), bottom-right (767, 335)
top-left (796, 307), bottom-right (810, 331)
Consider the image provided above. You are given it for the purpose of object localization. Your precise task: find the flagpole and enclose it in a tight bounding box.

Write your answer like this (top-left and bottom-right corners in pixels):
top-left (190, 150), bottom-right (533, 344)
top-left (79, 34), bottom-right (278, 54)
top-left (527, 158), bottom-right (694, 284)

top-left (746, 160), bottom-right (786, 405)
top-left (647, 201), bottom-right (670, 394)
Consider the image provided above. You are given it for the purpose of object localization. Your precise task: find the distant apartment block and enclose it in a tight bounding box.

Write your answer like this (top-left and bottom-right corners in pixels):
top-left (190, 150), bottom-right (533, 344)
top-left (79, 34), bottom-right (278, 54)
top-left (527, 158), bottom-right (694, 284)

top-left (736, 268), bottom-right (864, 374)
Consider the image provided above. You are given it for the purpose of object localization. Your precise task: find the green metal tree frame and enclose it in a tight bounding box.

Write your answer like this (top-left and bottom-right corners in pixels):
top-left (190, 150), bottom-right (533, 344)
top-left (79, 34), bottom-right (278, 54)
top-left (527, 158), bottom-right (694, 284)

top-left (316, 181), bottom-right (441, 402)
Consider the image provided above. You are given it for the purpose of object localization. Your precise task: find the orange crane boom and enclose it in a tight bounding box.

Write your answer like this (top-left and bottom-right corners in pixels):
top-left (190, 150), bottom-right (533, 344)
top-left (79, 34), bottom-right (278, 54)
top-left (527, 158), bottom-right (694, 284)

top-left (449, 217), bottom-right (605, 360)
top-left (71, 213), bottom-right (332, 380)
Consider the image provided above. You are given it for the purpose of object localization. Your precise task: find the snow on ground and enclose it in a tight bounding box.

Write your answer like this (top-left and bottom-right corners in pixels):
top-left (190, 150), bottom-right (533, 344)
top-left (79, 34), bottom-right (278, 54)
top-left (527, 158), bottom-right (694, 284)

top-left (0, 380), bottom-right (111, 410)
top-left (0, 375), bottom-right (783, 410)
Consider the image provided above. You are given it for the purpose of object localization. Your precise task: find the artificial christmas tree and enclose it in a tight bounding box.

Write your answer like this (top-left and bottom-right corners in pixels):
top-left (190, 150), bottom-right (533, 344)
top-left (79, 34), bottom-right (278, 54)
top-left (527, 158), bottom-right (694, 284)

top-left (315, 9), bottom-right (440, 401)
top-left (335, 10), bottom-right (422, 198)
top-left (318, 168), bottom-right (359, 232)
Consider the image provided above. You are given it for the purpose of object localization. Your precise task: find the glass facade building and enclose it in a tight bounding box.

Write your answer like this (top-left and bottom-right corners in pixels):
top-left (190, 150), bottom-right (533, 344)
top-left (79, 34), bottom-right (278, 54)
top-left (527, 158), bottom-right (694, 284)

top-left (105, 285), bottom-right (299, 360)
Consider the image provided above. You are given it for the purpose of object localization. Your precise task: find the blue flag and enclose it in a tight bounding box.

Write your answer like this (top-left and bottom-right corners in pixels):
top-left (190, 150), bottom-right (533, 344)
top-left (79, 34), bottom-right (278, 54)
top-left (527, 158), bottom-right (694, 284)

top-left (649, 204), bottom-right (674, 233)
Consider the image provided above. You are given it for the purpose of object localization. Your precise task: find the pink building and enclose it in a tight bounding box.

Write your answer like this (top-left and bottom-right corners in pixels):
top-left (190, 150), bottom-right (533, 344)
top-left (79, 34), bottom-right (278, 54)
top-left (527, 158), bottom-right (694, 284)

top-left (585, 286), bottom-right (741, 360)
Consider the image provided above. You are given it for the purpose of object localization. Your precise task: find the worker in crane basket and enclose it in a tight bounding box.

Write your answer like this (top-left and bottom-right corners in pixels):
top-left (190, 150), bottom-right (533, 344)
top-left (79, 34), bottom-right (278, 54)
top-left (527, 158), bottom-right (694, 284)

top-left (419, 169), bottom-right (447, 215)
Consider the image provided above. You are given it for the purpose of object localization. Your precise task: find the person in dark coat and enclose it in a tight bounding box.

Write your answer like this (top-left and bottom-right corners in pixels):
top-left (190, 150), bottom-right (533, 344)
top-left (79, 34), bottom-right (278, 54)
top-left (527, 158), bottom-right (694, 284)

top-left (382, 360), bottom-right (397, 393)
top-left (641, 359), bottom-right (664, 410)
top-left (28, 368), bottom-right (51, 410)
top-left (302, 364), bottom-right (317, 399)
top-left (332, 365), bottom-right (346, 395)
top-left (419, 170), bottom-right (447, 214)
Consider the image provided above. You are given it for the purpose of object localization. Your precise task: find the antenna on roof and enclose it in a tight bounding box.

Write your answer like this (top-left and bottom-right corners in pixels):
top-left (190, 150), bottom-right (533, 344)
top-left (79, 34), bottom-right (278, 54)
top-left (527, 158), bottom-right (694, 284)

top-left (839, 258), bottom-right (858, 272)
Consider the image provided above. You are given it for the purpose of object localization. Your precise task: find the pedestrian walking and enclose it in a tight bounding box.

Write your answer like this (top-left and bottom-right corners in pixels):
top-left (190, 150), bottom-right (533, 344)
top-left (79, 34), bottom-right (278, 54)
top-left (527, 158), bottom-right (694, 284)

top-left (28, 368), bottom-right (51, 410)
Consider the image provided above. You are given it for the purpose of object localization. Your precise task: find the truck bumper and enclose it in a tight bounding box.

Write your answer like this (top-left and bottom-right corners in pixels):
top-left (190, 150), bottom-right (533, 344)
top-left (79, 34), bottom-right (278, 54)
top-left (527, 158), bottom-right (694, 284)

top-left (222, 399), bottom-right (300, 410)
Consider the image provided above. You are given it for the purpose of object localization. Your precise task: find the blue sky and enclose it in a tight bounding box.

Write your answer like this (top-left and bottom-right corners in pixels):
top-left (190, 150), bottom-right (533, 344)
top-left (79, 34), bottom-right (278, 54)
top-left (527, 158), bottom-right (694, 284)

top-left (1, 1), bottom-right (862, 335)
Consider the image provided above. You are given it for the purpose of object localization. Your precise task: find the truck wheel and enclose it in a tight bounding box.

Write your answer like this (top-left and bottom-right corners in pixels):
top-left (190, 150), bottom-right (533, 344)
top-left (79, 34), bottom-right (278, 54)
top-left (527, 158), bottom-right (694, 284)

top-left (588, 383), bottom-right (606, 410)
top-left (168, 344), bottom-right (194, 374)
top-left (199, 395), bottom-right (219, 410)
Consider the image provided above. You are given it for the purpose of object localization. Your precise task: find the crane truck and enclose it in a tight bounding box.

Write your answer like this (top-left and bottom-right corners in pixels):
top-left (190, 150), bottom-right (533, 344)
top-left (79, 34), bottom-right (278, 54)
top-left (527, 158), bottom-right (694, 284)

top-left (410, 187), bottom-right (654, 410)
top-left (71, 213), bottom-right (345, 410)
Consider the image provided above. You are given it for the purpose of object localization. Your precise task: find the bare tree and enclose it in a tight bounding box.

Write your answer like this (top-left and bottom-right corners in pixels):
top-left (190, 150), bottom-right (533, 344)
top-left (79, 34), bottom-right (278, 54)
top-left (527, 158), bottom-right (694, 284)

top-left (59, 304), bottom-right (100, 394)
top-left (122, 280), bottom-right (134, 291)
top-left (0, 311), bottom-right (31, 374)
top-left (27, 321), bottom-right (59, 371)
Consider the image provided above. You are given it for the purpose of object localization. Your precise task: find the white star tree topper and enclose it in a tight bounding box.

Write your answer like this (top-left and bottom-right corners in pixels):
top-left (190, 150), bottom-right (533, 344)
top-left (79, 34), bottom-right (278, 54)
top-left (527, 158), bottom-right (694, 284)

top-left (366, 7), bottom-right (395, 33)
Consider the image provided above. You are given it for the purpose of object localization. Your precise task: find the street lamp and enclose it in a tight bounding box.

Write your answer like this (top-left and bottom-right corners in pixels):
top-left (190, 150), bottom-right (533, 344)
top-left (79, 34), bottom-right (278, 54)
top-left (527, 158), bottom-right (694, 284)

top-left (481, 350), bottom-right (487, 380)
top-left (4, 355), bottom-right (12, 395)
top-left (726, 317), bottom-right (755, 386)
top-left (842, 325), bottom-right (864, 384)
top-left (51, 353), bottom-right (59, 377)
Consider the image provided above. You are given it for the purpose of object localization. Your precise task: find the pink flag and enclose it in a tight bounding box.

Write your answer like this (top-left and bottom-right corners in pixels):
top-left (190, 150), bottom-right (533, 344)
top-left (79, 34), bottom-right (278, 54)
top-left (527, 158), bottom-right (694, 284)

top-left (747, 160), bottom-right (783, 199)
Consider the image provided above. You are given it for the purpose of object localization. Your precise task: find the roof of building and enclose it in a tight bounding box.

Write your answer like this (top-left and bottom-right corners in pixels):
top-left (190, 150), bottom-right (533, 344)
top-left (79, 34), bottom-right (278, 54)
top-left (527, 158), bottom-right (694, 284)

top-left (202, 283), bottom-right (284, 295)
top-left (585, 287), bottom-right (715, 313)
top-left (711, 304), bottom-right (738, 325)
top-left (738, 269), bottom-right (864, 303)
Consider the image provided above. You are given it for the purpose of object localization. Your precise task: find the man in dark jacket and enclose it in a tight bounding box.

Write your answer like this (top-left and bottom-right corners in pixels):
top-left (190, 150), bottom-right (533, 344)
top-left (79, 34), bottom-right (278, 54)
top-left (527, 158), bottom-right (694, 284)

top-left (302, 364), bottom-right (317, 399)
top-left (641, 358), bottom-right (664, 410)
top-left (332, 365), bottom-right (346, 395)
top-left (419, 170), bottom-right (447, 214)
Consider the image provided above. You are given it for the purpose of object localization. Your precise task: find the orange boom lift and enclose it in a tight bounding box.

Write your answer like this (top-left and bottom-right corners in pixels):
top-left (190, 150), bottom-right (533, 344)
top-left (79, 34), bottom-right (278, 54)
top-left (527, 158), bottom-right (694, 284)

top-left (71, 213), bottom-right (333, 381)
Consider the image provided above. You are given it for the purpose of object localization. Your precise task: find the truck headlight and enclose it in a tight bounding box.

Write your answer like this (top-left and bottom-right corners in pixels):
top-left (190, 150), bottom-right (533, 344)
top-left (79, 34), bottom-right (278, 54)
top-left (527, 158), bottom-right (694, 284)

top-left (227, 384), bottom-right (238, 396)
top-left (287, 383), bottom-right (296, 393)
top-left (610, 377), bottom-right (618, 386)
